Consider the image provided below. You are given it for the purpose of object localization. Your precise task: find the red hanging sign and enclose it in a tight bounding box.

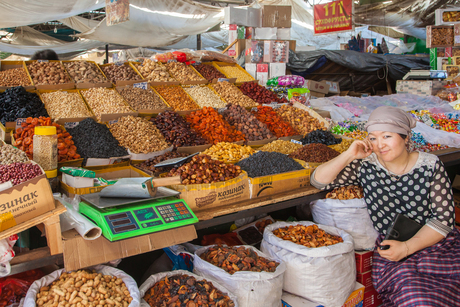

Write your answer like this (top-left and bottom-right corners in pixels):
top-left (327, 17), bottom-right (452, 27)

top-left (314, 0), bottom-right (353, 34)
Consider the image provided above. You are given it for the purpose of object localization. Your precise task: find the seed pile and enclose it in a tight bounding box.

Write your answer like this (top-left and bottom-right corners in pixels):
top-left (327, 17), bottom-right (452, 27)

top-left (251, 105), bottom-right (298, 138)
top-left (164, 62), bottom-right (206, 83)
top-left (40, 91), bottom-right (92, 119)
top-left (80, 88), bottom-right (132, 122)
top-left (153, 111), bottom-right (207, 147)
top-left (212, 81), bottom-right (257, 108)
top-left (289, 143), bottom-right (340, 163)
top-left (0, 86), bottom-right (49, 124)
top-left (222, 104), bottom-right (273, 141)
top-left (276, 105), bottom-right (325, 135)
top-left (219, 66), bottom-right (254, 83)
top-left (259, 140), bottom-right (303, 155)
top-left (184, 86), bottom-right (226, 108)
top-left (326, 185), bottom-right (364, 200)
top-left (0, 162), bottom-right (42, 186)
top-left (118, 87), bottom-right (168, 111)
top-left (236, 151), bottom-right (304, 177)
top-left (0, 142), bottom-right (28, 165)
top-left (300, 130), bottom-right (342, 145)
top-left (273, 224), bottom-right (343, 248)
top-left (202, 142), bottom-right (255, 163)
top-left (137, 151), bottom-right (189, 175)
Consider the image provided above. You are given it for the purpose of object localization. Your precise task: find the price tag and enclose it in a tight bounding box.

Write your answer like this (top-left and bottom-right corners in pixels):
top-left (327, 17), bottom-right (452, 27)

top-left (217, 107), bottom-right (227, 113)
top-left (194, 61), bottom-right (201, 65)
top-left (217, 78), bottom-right (229, 82)
top-left (133, 82), bottom-right (148, 90)
top-left (15, 118), bottom-right (27, 130)
top-left (114, 61), bottom-right (124, 66)
top-left (112, 54), bottom-right (119, 62)
top-left (251, 107), bottom-right (258, 112)
top-left (167, 59), bottom-right (177, 63)
top-left (64, 122), bottom-right (80, 129)
top-left (108, 119), bottom-right (119, 125)
top-left (37, 59), bottom-right (49, 63)
top-left (291, 139), bottom-right (302, 145)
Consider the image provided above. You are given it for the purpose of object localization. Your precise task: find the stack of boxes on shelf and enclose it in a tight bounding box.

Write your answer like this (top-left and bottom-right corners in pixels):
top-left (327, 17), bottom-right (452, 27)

top-left (225, 5), bottom-right (293, 85)
top-left (355, 251), bottom-right (383, 307)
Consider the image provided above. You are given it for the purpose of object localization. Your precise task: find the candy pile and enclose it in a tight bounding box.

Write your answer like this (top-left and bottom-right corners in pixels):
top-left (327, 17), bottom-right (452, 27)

top-left (411, 132), bottom-right (448, 152)
top-left (330, 122), bottom-right (368, 140)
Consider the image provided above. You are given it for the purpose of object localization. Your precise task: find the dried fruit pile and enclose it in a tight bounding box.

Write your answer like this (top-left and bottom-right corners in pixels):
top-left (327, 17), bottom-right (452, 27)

top-left (273, 224), bottom-right (343, 248)
top-left (0, 86), bottom-right (49, 125)
top-left (259, 140), bottom-right (302, 155)
top-left (236, 151), bottom-right (304, 178)
top-left (326, 185), bottom-right (364, 200)
top-left (300, 130), bottom-right (342, 145)
top-left (100, 64), bottom-right (141, 83)
top-left (200, 245), bottom-right (279, 275)
top-left (289, 143), bottom-right (340, 163)
top-left (239, 82), bottom-right (288, 104)
top-left (251, 105), bottom-right (298, 138)
top-left (212, 81), bottom-right (257, 108)
top-left (136, 151), bottom-right (189, 175)
top-left (202, 142), bottom-right (255, 163)
top-left (222, 104), bottom-right (274, 141)
top-left (193, 63), bottom-right (226, 81)
top-left (155, 85), bottom-right (200, 111)
top-left (276, 105), bottom-right (325, 135)
top-left (144, 274), bottom-right (235, 307)
top-left (153, 111), bottom-right (207, 147)
top-left (328, 139), bottom-right (354, 153)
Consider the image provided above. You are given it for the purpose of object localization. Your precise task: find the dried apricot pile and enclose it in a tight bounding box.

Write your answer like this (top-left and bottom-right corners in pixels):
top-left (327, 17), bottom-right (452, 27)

top-left (273, 224), bottom-right (343, 248)
top-left (251, 105), bottom-right (298, 138)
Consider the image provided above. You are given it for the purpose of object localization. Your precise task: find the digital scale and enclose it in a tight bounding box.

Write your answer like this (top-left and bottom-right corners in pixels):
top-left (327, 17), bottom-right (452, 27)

top-left (403, 70), bottom-right (447, 80)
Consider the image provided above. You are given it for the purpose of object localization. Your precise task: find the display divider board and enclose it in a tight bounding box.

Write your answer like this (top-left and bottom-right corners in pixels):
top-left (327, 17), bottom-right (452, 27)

top-left (55, 117), bottom-right (97, 126)
top-left (278, 134), bottom-right (303, 141)
top-left (100, 112), bottom-right (138, 123)
top-left (85, 155), bottom-right (131, 167)
top-left (247, 136), bottom-right (277, 147)
top-left (176, 144), bottom-right (212, 155)
top-left (149, 81), bottom-right (181, 86)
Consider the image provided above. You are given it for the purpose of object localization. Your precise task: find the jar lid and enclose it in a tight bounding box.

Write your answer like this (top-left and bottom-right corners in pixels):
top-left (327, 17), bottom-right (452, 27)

top-left (45, 169), bottom-right (58, 178)
top-left (35, 126), bottom-right (56, 136)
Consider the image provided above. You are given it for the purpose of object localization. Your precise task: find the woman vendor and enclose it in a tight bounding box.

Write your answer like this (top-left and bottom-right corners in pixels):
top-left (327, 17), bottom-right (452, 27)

top-left (311, 106), bottom-right (460, 306)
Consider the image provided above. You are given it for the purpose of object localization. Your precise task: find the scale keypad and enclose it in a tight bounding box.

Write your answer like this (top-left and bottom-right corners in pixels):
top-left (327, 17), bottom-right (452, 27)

top-left (157, 202), bottom-right (193, 223)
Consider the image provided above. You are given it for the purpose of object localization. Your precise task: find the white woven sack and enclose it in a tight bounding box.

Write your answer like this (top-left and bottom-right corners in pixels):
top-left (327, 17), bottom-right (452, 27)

top-left (194, 245), bottom-right (286, 307)
top-left (260, 221), bottom-right (355, 307)
top-left (23, 265), bottom-right (140, 307)
top-left (138, 269), bottom-right (239, 307)
top-left (310, 198), bottom-right (379, 250)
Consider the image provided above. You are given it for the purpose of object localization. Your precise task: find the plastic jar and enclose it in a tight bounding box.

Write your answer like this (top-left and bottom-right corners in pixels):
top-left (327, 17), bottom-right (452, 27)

top-left (45, 169), bottom-right (59, 193)
top-left (33, 126), bottom-right (58, 171)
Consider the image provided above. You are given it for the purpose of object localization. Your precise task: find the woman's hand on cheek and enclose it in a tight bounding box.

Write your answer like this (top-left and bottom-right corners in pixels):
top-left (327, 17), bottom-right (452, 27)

top-left (345, 139), bottom-right (373, 160)
top-left (377, 240), bottom-right (408, 262)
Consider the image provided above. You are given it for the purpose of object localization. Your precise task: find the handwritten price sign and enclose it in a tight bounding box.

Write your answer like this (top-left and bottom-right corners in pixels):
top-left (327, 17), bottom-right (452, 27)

top-left (314, 0), bottom-right (353, 34)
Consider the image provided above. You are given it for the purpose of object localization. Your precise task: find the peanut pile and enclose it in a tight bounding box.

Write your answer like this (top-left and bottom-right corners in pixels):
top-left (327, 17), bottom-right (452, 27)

top-left (41, 91), bottom-right (92, 119)
top-left (212, 81), bottom-right (257, 108)
top-left (155, 85), bottom-right (200, 111)
top-left (259, 140), bottom-right (303, 155)
top-left (80, 88), bottom-right (132, 122)
top-left (202, 142), bottom-right (255, 163)
top-left (184, 86), bottom-right (226, 108)
top-left (326, 185), bottom-right (364, 200)
top-left (222, 104), bottom-right (274, 141)
top-left (218, 66), bottom-right (254, 83)
top-left (273, 224), bottom-right (343, 248)
top-left (118, 87), bottom-right (168, 111)
top-left (135, 59), bottom-right (176, 82)
top-left (27, 61), bottom-right (71, 85)
top-left (164, 62), bottom-right (206, 83)
top-left (64, 61), bottom-right (108, 84)
top-left (101, 64), bottom-right (140, 83)
top-left (0, 67), bottom-right (32, 87)
top-left (276, 105), bottom-right (325, 135)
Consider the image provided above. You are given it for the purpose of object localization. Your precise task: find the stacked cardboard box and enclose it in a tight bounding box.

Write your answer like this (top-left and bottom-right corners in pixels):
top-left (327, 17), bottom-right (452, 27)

top-left (355, 251), bottom-right (383, 307)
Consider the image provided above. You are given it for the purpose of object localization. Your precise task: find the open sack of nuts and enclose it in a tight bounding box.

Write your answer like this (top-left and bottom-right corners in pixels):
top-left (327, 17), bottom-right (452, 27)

top-left (260, 221), bottom-right (355, 307)
top-left (139, 269), bottom-right (238, 307)
top-left (23, 265), bottom-right (140, 307)
top-left (194, 245), bottom-right (286, 307)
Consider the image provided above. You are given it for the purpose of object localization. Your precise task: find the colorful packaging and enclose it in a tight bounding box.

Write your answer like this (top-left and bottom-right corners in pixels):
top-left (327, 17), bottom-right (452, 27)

top-left (288, 88), bottom-right (311, 106)
top-left (267, 75), bottom-right (305, 87)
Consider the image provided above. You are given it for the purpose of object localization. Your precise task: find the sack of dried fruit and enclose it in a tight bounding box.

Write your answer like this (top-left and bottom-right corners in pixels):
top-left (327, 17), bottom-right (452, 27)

top-left (260, 221), bottom-right (355, 307)
top-left (193, 245), bottom-right (286, 307)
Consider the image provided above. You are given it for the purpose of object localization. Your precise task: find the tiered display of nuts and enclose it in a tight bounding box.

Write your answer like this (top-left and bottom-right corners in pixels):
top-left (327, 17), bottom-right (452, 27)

top-left (184, 86), bottom-right (226, 108)
top-left (186, 107), bottom-right (246, 144)
top-left (40, 91), bottom-right (92, 119)
top-left (109, 116), bottom-right (170, 154)
top-left (289, 143), bottom-right (340, 163)
top-left (80, 88), bottom-right (132, 121)
top-left (276, 105), bottom-right (325, 135)
top-left (0, 162), bottom-right (42, 186)
top-left (135, 59), bottom-right (176, 82)
top-left (118, 87), bottom-right (168, 111)
top-left (200, 245), bottom-right (279, 275)
top-left (193, 63), bottom-right (226, 81)
top-left (27, 61), bottom-right (71, 85)
top-left (202, 142), bottom-right (256, 163)
top-left (240, 82), bottom-right (288, 104)
top-left (0, 67), bottom-right (32, 87)
top-left (218, 66), bottom-right (254, 83)
top-left (326, 185), bottom-right (364, 200)
top-left (259, 140), bottom-right (303, 155)
top-left (152, 111), bottom-right (207, 147)
top-left (63, 61), bottom-right (108, 84)
top-left (212, 81), bottom-right (257, 108)
top-left (430, 27), bottom-right (454, 46)
top-left (273, 224), bottom-right (344, 248)
top-left (328, 139), bottom-right (354, 153)
top-left (164, 62), bottom-right (206, 83)
top-left (34, 270), bottom-right (133, 306)
top-left (167, 154), bottom-right (242, 184)
top-left (252, 105), bottom-right (298, 138)
top-left (100, 64), bottom-right (141, 83)
top-left (0, 142), bottom-right (28, 165)
top-left (144, 274), bottom-right (235, 307)
top-left (136, 151), bottom-right (189, 175)
top-left (222, 104), bottom-right (274, 141)
top-left (154, 85), bottom-right (200, 111)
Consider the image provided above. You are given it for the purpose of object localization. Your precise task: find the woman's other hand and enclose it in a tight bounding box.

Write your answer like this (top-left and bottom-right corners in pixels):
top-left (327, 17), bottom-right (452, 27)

top-left (377, 240), bottom-right (408, 261)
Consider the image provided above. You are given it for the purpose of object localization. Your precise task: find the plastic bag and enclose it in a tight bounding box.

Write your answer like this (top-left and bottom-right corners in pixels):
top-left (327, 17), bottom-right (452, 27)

top-left (138, 269), bottom-right (239, 307)
top-left (152, 52), bottom-right (175, 63)
top-left (201, 233), bottom-right (243, 246)
top-left (288, 88), bottom-right (311, 106)
top-left (310, 198), bottom-right (378, 250)
top-left (194, 245), bottom-right (286, 307)
top-left (23, 265), bottom-right (140, 307)
top-left (413, 121), bottom-right (460, 148)
top-left (0, 278), bottom-right (30, 307)
top-left (266, 75), bottom-right (305, 87)
top-left (0, 235), bottom-right (18, 277)
top-left (260, 221), bottom-right (355, 307)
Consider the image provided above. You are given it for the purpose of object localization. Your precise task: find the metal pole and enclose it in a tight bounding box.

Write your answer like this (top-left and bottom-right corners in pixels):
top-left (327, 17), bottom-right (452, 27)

top-left (197, 34), bottom-right (202, 50)
top-left (105, 44), bottom-right (109, 64)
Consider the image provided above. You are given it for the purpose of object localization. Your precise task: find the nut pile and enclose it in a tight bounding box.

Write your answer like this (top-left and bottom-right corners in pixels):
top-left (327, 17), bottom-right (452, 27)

top-left (164, 62), bottom-right (206, 83)
top-left (276, 105), bottom-right (325, 135)
top-left (100, 64), bottom-right (141, 83)
top-left (212, 81), bottom-right (257, 108)
top-left (219, 66), bottom-right (254, 83)
top-left (193, 63), bottom-right (226, 81)
top-left (222, 104), bottom-right (274, 141)
top-left (81, 88), bottom-right (132, 122)
top-left (430, 27), bottom-right (454, 46)
top-left (289, 143), bottom-right (340, 163)
top-left (154, 85), bottom-right (200, 111)
top-left (40, 91), bottom-right (92, 119)
top-left (0, 67), bottom-right (32, 87)
top-left (301, 130), bottom-right (342, 145)
top-left (236, 151), bottom-right (304, 178)
top-left (35, 270), bottom-right (133, 307)
top-left (0, 162), bottom-right (42, 186)
top-left (136, 151), bottom-right (189, 175)
top-left (0, 143), bottom-right (28, 165)
top-left (202, 142), bottom-right (256, 163)
top-left (186, 107), bottom-right (245, 144)
top-left (109, 116), bottom-right (170, 154)
top-left (153, 111), bottom-right (207, 147)
top-left (168, 154), bottom-right (242, 184)
top-left (200, 245), bottom-right (279, 275)
top-left (328, 139), bottom-right (354, 153)
top-left (0, 86), bottom-right (49, 124)
top-left (326, 185), bottom-right (364, 200)
top-left (443, 11), bottom-right (460, 22)
top-left (252, 105), bottom-right (298, 138)
top-left (27, 61), bottom-right (71, 85)
top-left (118, 87), bottom-right (168, 111)
top-left (184, 86), bottom-right (226, 108)
top-left (63, 61), bottom-right (108, 84)
top-left (273, 224), bottom-right (343, 248)
top-left (135, 59), bottom-right (176, 82)
top-left (239, 82), bottom-right (288, 104)
top-left (144, 274), bottom-right (235, 307)
top-left (259, 140), bottom-right (303, 155)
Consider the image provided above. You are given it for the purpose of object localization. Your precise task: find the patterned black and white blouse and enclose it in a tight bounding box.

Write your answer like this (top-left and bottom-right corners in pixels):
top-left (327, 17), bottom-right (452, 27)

top-left (311, 151), bottom-right (455, 236)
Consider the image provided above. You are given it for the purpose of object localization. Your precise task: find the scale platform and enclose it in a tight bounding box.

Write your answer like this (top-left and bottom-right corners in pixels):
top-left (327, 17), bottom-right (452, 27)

top-left (79, 195), bottom-right (198, 241)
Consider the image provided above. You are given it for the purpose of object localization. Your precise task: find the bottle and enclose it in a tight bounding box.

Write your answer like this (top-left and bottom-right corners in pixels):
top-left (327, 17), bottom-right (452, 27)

top-left (33, 126), bottom-right (58, 171)
top-left (45, 169), bottom-right (59, 193)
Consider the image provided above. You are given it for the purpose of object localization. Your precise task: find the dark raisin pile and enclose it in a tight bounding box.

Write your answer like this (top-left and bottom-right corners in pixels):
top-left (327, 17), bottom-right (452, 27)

top-left (0, 86), bottom-right (49, 124)
top-left (236, 151), bottom-right (304, 177)
top-left (300, 130), bottom-right (342, 145)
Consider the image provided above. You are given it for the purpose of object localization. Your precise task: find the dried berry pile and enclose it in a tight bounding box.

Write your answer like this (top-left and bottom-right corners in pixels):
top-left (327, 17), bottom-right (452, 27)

top-left (289, 143), bottom-right (340, 163)
top-left (0, 87), bottom-right (49, 125)
top-left (222, 104), bottom-right (273, 141)
top-left (153, 111), bottom-right (207, 147)
top-left (67, 118), bottom-right (128, 161)
top-left (136, 151), bottom-right (189, 175)
top-left (168, 154), bottom-right (242, 184)
top-left (239, 82), bottom-right (288, 104)
top-left (193, 63), bottom-right (226, 81)
top-left (0, 162), bottom-right (42, 186)
top-left (251, 105), bottom-right (298, 138)
top-left (326, 186), bottom-right (364, 200)
top-left (236, 151), bottom-right (304, 178)
top-left (276, 105), bottom-right (325, 135)
top-left (144, 274), bottom-right (235, 307)
top-left (200, 245), bottom-right (279, 275)
top-left (300, 130), bottom-right (342, 145)
top-left (273, 224), bottom-right (343, 248)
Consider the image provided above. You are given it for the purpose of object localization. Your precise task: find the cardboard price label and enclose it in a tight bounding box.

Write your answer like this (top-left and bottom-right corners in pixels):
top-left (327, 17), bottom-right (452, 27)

top-left (291, 139), bottom-right (302, 145)
top-left (133, 82), bottom-right (148, 90)
top-left (37, 59), bottom-right (49, 63)
top-left (218, 78), bottom-right (229, 82)
top-left (64, 122), bottom-right (80, 129)
top-left (108, 119), bottom-right (119, 125)
top-left (15, 118), bottom-right (27, 130)
top-left (167, 59), bottom-right (178, 63)
top-left (114, 61), bottom-right (124, 66)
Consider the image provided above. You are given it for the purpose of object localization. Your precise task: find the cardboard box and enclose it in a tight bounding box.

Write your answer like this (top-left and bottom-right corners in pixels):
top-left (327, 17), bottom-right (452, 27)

top-left (245, 63), bottom-right (257, 79)
top-left (309, 91), bottom-right (326, 98)
top-left (322, 80), bottom-right (341, 94)
top-left (62, 173), bottom-right (94, 189)
top-left (443, 64), bottom-right (460, 79)
top-left (363, 286), bottom-right (383, 307)
top-left (426, 25), bottom-right (454, 48)
top-left (0, 122), bottom-right (15, 143)
top-left (257, 71), bottom-right (268, 86)
top-left (271, 40), bottom-right (290, 63)
top-left (224, 7), bottom-right (248, 25)
top-left (277, 28), bottom-right (291, 40)
top-left (305, 80), bottom-right (330, 94)
top-left (396, 80), bottom-right (448, 96)
top-left (257, 63), bottom-right (268, 73)
top-left (356, 270), bottom-right (373, 290)
top-left (228, 25), bottom-right (239, 57)
top-left (355, 250), bottom-right (373, 273)
top-left (269, 63), bottom-right (286, 79)
top-left (62, 225), bottom-right (197, 271)
top-left (263, 5), bottom-right (292, 28)
top-left (254, 27), bottom-right (277, 39)
top-left (435, 8), bottom-right (460, 26)
top-left (247, 7), bottom-right (262, 27)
